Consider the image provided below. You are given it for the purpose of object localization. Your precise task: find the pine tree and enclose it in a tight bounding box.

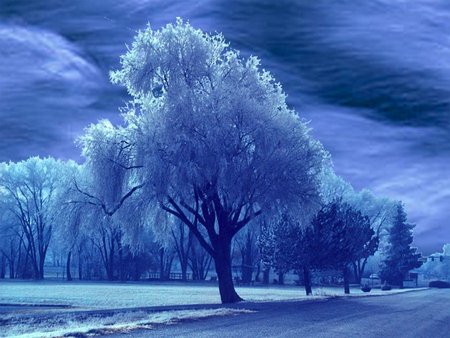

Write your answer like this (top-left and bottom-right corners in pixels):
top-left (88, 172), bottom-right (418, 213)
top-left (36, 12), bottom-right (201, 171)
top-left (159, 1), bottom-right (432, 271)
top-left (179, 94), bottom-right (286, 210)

top-left (381, 202), bottom-right (422, 288)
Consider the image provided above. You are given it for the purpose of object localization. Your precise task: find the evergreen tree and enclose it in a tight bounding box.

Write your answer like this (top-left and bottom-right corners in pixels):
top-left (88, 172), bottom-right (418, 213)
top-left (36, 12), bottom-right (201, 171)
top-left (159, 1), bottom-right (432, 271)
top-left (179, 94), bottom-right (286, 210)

top-left (381, 203), bottom-right (422, 288)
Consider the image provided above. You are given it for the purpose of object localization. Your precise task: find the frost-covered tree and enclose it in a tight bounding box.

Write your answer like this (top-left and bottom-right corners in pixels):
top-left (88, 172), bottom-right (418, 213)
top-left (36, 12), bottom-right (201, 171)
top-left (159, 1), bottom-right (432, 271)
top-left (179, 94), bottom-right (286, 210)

top-left (259, 216), bottom-right (294, 286)
top-left (418, 244), bottom-right (450, 281)
top-left (319, 169), bottom-right (397, 283)
top-left (381, 202), bottom-right (422, 288)
top-left (0, 157), bottom-right (68, 279)
top-left (346, 189), bottom-right (397, 282)
top-left (109, 19), bottom-right (326, 303)
top-left (48, 160), bottom-right (84, 281)
top-left (260, 214), bottom-right (316, 295)
top-left (74, 120), bottom-right (149, 281)
top-left (312, 200), bottom-right (375, 294)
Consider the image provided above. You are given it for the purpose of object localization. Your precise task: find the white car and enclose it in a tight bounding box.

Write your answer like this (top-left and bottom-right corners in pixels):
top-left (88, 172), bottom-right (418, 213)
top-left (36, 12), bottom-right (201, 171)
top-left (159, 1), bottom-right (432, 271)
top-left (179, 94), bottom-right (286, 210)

top-left (369, 274), bottom-right (381, 283)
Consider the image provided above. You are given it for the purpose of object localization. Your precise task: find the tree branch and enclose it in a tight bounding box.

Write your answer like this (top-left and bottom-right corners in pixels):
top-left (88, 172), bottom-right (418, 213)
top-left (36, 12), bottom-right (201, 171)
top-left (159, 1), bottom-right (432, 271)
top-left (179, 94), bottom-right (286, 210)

top-left (233, 209), bottom-right (262, 237)
top-left (164, 197), bottom-right (216, 258)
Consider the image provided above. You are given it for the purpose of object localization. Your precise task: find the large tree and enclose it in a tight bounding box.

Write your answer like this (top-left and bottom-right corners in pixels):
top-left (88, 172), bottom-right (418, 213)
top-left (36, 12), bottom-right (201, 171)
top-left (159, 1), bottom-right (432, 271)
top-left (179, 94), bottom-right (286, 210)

top-left (109, 19), bottom-right (326, 303)
top-left (381, 202), bottom-right (422, 288)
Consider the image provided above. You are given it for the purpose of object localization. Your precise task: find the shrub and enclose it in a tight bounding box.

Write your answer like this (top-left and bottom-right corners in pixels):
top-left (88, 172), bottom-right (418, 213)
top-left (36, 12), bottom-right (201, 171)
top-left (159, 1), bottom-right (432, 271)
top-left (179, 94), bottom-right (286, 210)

top-left (428, 280), bottom-right (450, 288)
top-left (361, 284), bottom-right (371, 292)
top-left (381, 281), bottom-right (392, 291)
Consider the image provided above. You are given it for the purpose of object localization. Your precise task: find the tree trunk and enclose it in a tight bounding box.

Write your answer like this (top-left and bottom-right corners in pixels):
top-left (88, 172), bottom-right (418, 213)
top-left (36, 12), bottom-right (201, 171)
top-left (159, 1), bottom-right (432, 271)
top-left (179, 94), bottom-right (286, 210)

top-left (20, 244), bottom-right (30, 279)
top-left (352, 262), bottom-right (359, 284)
top-left (399, 274), bottom-right (404, 289)
top-left (214, 239), bottom-right (243, 304)
top-left (254, 262), bottom-right (261, 282)
top-left (66, 251), bottom-right (72, 281)
top-left (159, 247), bottom-right (166, 281)
top-left (241, 232), bottom-right (254, 284)
top-left (78, 248), bottom-right (83, 280)
top-left (0, 254), bottom-right (5, 279)
top-left (173, 225), bottom-right (192, 282)
top-left (38, 256), bottom-right (45, 280)
top-left (278, 271), bottom-right (285, 285)
top-left (262, 266), bottom-right (270, 285)
top-left (28, 243), bottom-right (39, 279)
top-left (215, 258), bottom-right (243, 303)
top-left (189, 255), bottom-right (199, 280)
top-left (164, 254), bottom-right (174, 280)
top-left (303, 266), bottom-right (312, 296)
top-left (343, 265), bottom-right (350, 294)
top-left (360, 258), bottom-right (369, 283)
top-left (107, 237), bottom-right (115, 281)
top-left (353, 258), bottom-right (368, 284)
top-left (9, 258), bottom-right (15, 279)
top-left (119, 243), bottom-right (125, 282)
top-left (163, 194), bottom-right (252, 303)
top-left (202, 255), bottom-right (213, 280)
top-left (181, 259), bottom-right (188, 281)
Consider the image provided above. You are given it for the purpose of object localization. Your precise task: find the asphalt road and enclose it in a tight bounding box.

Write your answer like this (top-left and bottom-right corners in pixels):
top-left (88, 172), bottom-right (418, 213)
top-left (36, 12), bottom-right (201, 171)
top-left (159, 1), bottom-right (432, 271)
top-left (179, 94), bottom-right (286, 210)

top-left (109, 289), bottom-right (450, 338)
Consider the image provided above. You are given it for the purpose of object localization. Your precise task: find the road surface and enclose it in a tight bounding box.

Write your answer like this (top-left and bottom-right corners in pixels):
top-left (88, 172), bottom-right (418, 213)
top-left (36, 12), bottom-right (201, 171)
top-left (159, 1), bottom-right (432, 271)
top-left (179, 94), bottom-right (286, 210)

top-left (109, 289), bottom-right (450, 338)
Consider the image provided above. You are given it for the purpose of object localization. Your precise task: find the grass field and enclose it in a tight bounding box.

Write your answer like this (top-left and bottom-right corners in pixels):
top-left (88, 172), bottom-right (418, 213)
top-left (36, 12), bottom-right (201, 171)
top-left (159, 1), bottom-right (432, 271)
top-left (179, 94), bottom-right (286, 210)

top-left (0, 279), bottom-right (409, 310)
top-left (0, 280), bottom-right (306, 309)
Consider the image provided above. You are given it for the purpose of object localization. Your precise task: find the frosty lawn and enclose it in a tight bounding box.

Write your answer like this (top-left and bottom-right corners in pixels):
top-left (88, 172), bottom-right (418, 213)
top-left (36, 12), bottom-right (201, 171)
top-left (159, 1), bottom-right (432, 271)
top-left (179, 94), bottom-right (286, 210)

top-left (0, 280), bottom-right (418, 310)
top-left (1, 280), bottom-right (314, 310)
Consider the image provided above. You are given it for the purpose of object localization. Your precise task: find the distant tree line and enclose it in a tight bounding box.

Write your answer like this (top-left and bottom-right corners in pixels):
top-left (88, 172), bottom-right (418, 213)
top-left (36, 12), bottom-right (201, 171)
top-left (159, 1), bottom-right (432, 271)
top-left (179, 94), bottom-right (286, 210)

top-left (0, 156), bottom-right (422, 295)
